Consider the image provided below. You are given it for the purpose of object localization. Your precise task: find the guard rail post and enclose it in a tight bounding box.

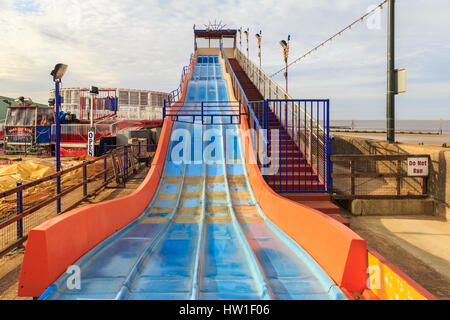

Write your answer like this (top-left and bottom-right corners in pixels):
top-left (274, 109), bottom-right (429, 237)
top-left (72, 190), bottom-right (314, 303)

top-left (83, 162), bottom-right (87, 197)
top-left (16, 182), bottom-right (23, 240)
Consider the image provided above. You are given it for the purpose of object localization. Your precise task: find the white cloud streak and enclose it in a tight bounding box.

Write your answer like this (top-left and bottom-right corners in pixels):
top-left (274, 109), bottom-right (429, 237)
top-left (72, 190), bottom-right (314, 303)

top-left (0, 0), bottom-right (449, 120)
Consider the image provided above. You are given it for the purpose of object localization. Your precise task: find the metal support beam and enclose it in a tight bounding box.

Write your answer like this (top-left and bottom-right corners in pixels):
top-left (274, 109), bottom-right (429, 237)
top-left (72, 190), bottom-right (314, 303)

top-left (54, 80), bottom-right (61, 213)
top-left (386, 0), bottom-right (395, 143)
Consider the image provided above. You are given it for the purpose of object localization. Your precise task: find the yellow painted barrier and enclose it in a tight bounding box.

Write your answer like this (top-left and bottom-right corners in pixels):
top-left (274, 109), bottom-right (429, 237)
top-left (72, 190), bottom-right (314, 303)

top-left (368, 249), bottom-right (436, 300)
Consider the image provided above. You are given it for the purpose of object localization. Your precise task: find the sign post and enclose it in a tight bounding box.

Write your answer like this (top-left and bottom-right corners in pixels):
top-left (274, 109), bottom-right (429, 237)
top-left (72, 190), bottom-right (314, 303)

top-left (88, 86), bottom-right (98, 156)
top-left (87, 131), bottom-right (95, 157)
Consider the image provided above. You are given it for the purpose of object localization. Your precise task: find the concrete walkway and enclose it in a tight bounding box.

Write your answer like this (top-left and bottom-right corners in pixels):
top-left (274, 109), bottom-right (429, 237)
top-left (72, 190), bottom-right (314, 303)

top-left (349, 215), bottom-right (450, 299)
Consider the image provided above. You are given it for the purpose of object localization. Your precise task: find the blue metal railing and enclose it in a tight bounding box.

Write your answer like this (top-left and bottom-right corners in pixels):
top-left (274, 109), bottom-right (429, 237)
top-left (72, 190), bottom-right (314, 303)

top-left (221, 49), bottom-right (269, 148)
top-left (163, 101), bottom-right (245, 125)
top-left (221, 48), bottom-right (332, 193)
top-left (168, 53), bottom-right (195, 103)
top-left (263, 99), bottom-right (331, 193)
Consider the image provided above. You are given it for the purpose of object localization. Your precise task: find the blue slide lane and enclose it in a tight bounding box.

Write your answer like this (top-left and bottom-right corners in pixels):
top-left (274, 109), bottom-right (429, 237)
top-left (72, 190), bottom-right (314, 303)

top-left (39, 56), bottom-right (346, 300)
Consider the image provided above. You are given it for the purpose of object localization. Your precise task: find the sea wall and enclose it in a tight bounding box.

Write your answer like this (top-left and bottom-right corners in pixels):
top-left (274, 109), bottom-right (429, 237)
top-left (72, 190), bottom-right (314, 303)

top-left (332, 134), bottom-right (450, 220)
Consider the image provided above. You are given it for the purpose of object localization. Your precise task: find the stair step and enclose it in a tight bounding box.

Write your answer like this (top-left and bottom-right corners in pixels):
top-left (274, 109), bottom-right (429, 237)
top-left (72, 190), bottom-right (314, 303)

top-left (270, 182), bottom-right (325, 191)
top-left (272, 158), bottom-right (309, 165)
top-left (266, 175), bottom-right (318, 183)
top-left (269, 151), bottom-right (301, 157)
top-left (271, 186), bottom-right (325, 192)
top-left (295, 201), bottom-right (340, 214)
top-left (277, 165), bottom-right (312, 173)
top-left (282, 193), bottom-right (331, 201)
top-left (327, 214), bottom-right (350, 227)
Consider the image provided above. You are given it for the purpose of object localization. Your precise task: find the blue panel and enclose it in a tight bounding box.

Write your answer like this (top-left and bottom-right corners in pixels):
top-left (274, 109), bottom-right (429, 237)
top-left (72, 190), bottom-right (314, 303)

top-left (41, 55), bottom-right (346, 301)
top-left (36, 127), bottom-right (51, 143)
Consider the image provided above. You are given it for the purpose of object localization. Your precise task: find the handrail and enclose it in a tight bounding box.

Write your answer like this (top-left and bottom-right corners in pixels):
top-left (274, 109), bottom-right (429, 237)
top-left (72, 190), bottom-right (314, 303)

top-left (235, 48), bottom-right (326, 134)
top-left (221, 48), bottom-right (268, 146)
top-left (0, 143), bottom-right (152, 257)
top-left (228, 48), bottom-right (332, 192)
top-left (169, 53), bottom-right (195, 103)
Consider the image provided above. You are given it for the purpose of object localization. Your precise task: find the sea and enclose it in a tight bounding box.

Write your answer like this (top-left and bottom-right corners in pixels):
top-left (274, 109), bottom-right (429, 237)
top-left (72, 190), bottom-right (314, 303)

top-left (330, 120), bottom-right (450, 134)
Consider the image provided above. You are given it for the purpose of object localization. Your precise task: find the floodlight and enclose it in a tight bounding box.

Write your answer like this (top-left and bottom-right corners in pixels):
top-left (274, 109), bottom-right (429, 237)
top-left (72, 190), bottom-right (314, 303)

top-left (90, 86), bottom-right (99, 94)
top-left (280, 40), bottom-right (288, 49)
top-left (50, 63), bottom-right (68, 80)
top-left (14, 96), bottom-right (25, 105)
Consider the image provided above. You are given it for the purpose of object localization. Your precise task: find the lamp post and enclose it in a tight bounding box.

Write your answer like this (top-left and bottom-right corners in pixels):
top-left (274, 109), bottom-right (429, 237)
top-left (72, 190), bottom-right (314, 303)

top-left (255, 30), bottom-right (262, 68)
top-left (386, 0), bottom-right (395, 143)
top-left (244, 28), bottom-right (249, 58)
top-left (280, 35), bottom-right (290, 94)
top-left (50, 63), bottom-right (68, 214)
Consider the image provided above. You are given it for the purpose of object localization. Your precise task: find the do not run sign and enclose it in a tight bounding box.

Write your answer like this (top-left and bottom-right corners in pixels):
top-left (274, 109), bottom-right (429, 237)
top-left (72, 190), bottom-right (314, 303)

top-left (407, 157), bottom-right (429, 177)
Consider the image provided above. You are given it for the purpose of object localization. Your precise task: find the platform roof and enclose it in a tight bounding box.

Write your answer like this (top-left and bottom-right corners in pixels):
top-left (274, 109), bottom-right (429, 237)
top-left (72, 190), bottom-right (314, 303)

top-left (194, 29), bottom-right (237, 38)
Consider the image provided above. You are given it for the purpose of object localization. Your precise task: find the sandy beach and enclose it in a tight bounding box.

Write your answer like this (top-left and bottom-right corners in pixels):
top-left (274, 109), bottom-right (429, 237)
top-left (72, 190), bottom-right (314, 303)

top-left (332, 132), bottom-right (450, 147)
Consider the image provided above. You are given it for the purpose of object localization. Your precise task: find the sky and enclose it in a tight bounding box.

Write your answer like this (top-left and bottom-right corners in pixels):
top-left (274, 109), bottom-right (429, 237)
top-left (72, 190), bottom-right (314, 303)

top-left (0, 0), bottom-right (449, 120)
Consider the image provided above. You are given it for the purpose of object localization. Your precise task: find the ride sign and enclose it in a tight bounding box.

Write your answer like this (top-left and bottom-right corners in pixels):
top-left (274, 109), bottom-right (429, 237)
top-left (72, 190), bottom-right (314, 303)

top-left (87, 131), bottom-right (95, 156)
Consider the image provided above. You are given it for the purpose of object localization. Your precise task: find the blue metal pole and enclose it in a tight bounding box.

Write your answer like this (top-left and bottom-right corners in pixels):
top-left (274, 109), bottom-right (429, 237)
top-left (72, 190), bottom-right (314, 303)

top-left (201, 101), bottom-right (204, 124)
top-left (326, 100), bottom-right (332, 193)
top-left (163, 100), bottom-right (166, 120)
top-left (83, 162), bottom-right (87, 197)
top-left (16, 182), bottom-right (23, 239)
top-left (124, 146), bottom-right (128, 181)
top-left (55, 79), bottom-right (61, 213)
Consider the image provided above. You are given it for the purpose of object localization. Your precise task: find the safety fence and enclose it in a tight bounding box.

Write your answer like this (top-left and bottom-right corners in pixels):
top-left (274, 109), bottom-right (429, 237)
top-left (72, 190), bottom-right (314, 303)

top-left (169, 53), bottom-right (195, 103)
top-left (56, 88), bottom-right (168, 122)
top-left (0, 143), bottom-right (155, 258)
top-left (163, 101), bottom-right (245, 125)
top-left (331, 154), bottom-right (429, 199)
top-left (51, 123), bottom-right (117, 144)
top-left (222, 48), bottom-right (332, 192)
top-left (115, 106), bottom-right (163, 121)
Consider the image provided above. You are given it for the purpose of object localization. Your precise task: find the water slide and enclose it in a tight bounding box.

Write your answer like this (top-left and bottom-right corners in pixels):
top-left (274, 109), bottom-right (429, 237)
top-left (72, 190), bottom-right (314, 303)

top-left (18, 53), bottom-right (371, 300)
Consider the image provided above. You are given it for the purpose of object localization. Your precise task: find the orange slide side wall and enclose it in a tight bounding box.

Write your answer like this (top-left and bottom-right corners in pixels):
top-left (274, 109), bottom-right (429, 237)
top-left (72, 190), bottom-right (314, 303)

top-left (218, 53), bottom-right (367, 293)
top-left (17, 53), bottom-right (197, 298)
top-left (220, 52), bottom-right (436, 299)
top-left (238, 115), bottom-right (368, 293)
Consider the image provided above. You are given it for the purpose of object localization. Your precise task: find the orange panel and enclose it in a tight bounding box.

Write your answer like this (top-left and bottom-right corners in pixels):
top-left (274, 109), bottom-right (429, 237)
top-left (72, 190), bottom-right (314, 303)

top-left (218, 53), bottom-right (368, 292)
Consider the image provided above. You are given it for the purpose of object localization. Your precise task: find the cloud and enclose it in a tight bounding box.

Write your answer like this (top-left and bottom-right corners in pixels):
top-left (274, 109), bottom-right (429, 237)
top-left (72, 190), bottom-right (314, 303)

top-left (0, 0), bottom-right (449, 120)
